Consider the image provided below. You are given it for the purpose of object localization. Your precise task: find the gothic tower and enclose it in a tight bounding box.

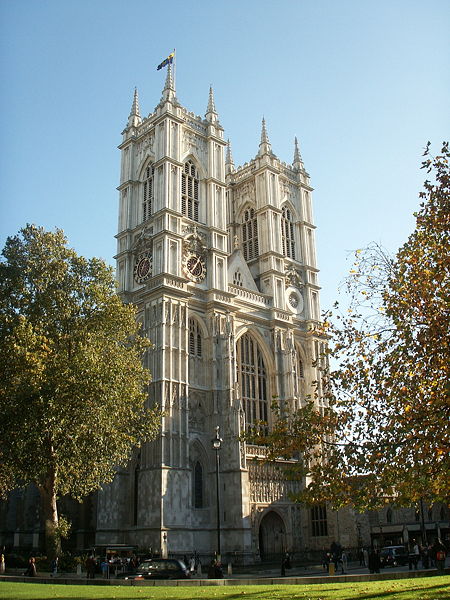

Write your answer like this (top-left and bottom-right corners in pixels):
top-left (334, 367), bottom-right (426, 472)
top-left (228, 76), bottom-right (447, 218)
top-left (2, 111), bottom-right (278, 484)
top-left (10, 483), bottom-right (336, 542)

top-left (96, 69), bottom-right (328, 562)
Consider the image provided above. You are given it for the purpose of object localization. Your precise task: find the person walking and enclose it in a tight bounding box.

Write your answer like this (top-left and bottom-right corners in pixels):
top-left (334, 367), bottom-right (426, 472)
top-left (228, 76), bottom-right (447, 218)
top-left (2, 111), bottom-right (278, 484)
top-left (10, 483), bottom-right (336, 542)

top-left (341, 550), bottom-right (348, 574)
top-left (434, 540), bottom-right (447, 574)
top-left (50, 557), bottom-right (58, 577)
top-left (25, 557), bottom-right (36, 577)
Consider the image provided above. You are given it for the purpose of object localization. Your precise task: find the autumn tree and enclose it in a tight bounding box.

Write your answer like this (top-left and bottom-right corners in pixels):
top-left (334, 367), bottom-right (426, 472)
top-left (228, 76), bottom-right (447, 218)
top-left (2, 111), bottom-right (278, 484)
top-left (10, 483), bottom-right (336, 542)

top-left (0, 225), bottom-right (160, 556)
top-left (252, 142), bottom-right (450, 510)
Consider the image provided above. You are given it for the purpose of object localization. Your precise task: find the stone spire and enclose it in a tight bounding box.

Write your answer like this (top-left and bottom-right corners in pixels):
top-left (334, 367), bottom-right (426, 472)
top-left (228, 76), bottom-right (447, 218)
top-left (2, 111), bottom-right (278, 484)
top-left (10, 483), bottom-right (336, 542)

top-left (225, 139), bottom-right (235, 174)
top-left (293, 136), bottom-right (304, 170)
top-left (258, 117), bottom-right (272, 156)
top-left (160, 63), bottom-right (177, 104)
top-left (127, 87), bottom-right (142, 128)
top-left (205, 85), bottom-right (218, 123)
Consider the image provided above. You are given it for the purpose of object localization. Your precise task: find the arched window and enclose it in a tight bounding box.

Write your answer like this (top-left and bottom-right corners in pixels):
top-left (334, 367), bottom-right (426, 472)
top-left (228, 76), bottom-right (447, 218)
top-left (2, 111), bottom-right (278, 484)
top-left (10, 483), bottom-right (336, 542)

top-left (237, 333), bottom-right (268, 432)
top-left (189, 318), bottom-right (202, 357)
top-left (133, 452), bottom-right (141, 526)
top-left (311, 505), bottom-right (328, 536)
top-left (293, 348), bottom-right (304, 397)
top-left (193, 461), bottom-right (203, 508)
top-left (181, 160), bottom-right (199, 221)
top-left (281, 206), bottom-right (295, 259)
top-left (233, 271), bottom-right (243, 287)
top-left (242, 208), bottom-right (258, 261)
top-left (143, 164), bottom-right (154, 222)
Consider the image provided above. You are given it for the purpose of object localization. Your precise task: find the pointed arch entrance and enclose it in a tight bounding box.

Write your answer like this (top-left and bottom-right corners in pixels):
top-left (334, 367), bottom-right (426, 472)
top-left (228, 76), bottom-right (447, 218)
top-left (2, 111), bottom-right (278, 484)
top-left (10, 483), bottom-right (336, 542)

top-left (259, 511), bottom-right (286, 561)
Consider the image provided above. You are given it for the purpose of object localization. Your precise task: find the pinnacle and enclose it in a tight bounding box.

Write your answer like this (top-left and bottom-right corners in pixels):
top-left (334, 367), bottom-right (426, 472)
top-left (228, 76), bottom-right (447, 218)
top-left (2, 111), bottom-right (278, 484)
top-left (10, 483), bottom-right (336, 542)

top-left (205, 85), bottom-right (219, 122)
top-left (258, 117), bottom-right (272, 156)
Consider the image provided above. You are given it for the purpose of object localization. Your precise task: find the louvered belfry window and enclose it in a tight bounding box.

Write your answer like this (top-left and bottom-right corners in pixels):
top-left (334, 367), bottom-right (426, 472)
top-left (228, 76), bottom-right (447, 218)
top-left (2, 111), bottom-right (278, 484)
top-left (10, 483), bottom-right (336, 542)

top-left (143, 164), bottom-right (154, 222)
top-left (189, 318), bottom-right (202, 357)
top-left (281, 206), bottom-right (295, 259)
top-left (242, 208), bottom-right (258, 261)
top-left (181, 160), bottom-right (199, 221)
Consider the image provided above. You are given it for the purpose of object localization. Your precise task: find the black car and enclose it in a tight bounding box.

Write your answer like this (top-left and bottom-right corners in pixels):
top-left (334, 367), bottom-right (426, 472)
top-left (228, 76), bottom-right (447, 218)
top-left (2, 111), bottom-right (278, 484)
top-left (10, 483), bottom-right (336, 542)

top-left (117, 559), bottom-right (190, 580)
top-left (379, 546), bottom-right (409, 567)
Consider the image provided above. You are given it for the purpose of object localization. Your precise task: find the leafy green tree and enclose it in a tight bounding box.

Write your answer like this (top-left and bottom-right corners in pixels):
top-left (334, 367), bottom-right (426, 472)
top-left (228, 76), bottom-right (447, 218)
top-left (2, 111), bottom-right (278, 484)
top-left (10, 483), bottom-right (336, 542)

top-left (0, 225), bottom-right (160, 556)
top-left (251, 143), bottom-right (450, 510)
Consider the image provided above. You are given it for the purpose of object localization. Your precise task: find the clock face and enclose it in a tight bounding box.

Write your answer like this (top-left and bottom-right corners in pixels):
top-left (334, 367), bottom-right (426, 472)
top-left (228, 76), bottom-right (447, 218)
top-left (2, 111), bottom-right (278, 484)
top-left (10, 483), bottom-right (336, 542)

top-left (134, 254), bottom-right (152, 283)
top-left (184, 253), bottom-right (206, 282)
top-left (286, 286), bottom-right (304, 314)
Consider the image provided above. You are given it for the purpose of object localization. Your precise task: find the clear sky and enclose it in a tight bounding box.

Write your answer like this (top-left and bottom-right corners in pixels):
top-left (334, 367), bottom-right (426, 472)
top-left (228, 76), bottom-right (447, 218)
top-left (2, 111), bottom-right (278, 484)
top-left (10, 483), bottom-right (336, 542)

top-left (1, 0), bottom-right (449, 313)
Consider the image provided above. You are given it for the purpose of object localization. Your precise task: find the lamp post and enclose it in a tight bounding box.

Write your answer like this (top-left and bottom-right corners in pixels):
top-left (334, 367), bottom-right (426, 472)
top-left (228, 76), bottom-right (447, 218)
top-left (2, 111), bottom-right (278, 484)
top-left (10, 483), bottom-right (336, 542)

top-left (212, 425), bottom-right (222, 562)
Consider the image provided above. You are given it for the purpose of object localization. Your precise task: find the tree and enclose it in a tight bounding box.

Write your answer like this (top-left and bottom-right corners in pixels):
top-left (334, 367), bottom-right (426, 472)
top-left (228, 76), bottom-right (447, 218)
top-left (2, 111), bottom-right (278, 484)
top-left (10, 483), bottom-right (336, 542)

top-left (0, 225), bottom-right (160, 556)
top-left (250, 143), bottom-right (450, 510)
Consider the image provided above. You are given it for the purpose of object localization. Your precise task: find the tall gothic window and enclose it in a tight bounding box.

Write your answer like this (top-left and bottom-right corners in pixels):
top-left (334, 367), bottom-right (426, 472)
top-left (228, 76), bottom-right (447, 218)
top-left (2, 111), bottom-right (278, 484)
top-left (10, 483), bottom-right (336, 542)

top-left (133, 452), bottom-right (141, 526)
top-left (237, 334), bottom-right (268, 432)
top-left (181, 160), bottom-right (199, 221)
top-left (311, 504), bottom-right (328, 536)
top-left (189, 318), bottom-right (202, 357)
top-left (143, 164), bottom-right (154, 222)
top-left (242, 208), bottom-right (258, 261)
top-left (293, 348), bottom-right (304, 397)
top-left (193, 461), bottom-right (203, 508)
top-left (281, 206), bottom-right (295, 259)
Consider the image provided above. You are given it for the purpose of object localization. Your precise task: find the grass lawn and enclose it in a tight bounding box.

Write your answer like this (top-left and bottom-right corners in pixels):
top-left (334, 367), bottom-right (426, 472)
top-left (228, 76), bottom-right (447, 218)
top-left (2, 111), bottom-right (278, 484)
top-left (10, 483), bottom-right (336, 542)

top-left (0, 577), bottom-right (449, 600)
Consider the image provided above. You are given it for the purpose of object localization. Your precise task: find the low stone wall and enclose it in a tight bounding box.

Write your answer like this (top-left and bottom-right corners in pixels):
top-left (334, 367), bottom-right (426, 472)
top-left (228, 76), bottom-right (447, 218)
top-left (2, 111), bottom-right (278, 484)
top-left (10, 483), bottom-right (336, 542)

top-left (1, 567), bottom-right (448, 587)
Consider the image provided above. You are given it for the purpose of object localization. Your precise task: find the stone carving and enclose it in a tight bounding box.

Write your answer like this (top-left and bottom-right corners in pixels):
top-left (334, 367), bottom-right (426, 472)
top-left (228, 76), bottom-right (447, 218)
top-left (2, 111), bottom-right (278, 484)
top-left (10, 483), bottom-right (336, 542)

top-left (136, 133), bottom-right (155, 163)
top-left (234, 182), bottom-right (256, 204)
top-left (182, 130), bottom-right (206, 164)
top-left (182, 226), bottom-right (207, 255)
top-left (188, 393), bottom-right (206, 430)
top-left (132, 226), bottom-right (153, 257)
top-left (285, 264), bottom-right (303, 288)
top-left (249, 462), bottom-right (301, 503)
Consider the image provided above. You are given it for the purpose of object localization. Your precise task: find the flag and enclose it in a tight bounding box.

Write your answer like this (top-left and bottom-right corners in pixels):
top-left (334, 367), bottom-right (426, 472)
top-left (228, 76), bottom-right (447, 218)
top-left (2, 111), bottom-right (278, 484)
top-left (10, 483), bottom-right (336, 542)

top-left (157, 52), bottom-right (174, 71)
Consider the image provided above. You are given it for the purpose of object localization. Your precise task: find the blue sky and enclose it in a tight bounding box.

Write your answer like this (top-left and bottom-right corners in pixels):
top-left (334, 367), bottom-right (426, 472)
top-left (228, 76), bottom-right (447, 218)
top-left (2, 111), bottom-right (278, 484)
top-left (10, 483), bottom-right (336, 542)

top-left (1, 0), bottom-right (449, 313)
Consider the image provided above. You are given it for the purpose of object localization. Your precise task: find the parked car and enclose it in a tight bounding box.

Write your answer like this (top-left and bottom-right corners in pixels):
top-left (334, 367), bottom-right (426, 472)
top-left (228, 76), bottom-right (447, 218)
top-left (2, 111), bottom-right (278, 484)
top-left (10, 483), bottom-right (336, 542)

top-left (380, 546), bottom-right (408, 567)
top-left (117, 559), bottom-right (190, 580)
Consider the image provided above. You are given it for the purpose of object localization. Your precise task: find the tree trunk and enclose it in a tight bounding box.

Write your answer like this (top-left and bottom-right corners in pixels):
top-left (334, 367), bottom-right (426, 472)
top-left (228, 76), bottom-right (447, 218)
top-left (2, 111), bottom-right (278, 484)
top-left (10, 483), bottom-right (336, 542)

top-left (38, 469), bottom-right (61, 559)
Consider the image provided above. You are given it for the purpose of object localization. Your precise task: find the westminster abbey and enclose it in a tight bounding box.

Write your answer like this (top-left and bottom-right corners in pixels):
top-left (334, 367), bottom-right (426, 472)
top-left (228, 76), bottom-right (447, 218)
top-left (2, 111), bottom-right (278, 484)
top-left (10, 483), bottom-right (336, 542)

top-left (93, 66), bottom-right (329, 563)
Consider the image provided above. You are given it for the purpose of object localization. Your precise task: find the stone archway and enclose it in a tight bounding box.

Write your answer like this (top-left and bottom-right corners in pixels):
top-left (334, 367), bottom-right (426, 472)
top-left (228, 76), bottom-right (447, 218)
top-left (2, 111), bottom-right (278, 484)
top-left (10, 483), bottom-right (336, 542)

top-left (258, 511), bottom-right (285, 562)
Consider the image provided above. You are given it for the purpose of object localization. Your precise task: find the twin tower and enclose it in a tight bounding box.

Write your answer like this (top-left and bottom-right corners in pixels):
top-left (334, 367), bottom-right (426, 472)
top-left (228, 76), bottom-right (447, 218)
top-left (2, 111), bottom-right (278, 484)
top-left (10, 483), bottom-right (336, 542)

top-left (96, 65), bottom-right (328, 562)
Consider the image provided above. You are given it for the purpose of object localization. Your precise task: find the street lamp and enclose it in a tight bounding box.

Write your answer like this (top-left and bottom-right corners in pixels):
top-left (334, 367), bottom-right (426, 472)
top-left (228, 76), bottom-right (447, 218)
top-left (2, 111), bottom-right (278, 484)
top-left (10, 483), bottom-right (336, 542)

top-left (212, 425), bottom-right (222, 561)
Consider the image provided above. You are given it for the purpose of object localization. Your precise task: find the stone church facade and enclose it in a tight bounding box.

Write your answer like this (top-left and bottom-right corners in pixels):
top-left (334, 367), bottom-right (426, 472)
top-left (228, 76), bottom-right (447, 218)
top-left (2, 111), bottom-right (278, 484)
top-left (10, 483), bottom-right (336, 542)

top-left (94, 66), bottom-right (329, 563)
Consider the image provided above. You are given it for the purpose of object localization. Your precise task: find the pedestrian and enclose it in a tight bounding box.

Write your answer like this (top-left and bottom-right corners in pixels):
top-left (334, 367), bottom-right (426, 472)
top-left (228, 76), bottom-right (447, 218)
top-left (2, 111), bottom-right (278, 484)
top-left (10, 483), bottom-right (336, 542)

top-left (50, 557), bottom-right (58, 577)
top-left (358, 548), bottom-right (365, 566)
top-left (409, 539), bottom-right (420, 570)
top-left (363, 547), bottom-right (369, 568)
top-left (0, 553), bottom-right (5, 574)
top-left (25, 557), bottom-right (37, 577)
top-left (189, 555), bottom-right (196, 575)
top-left (101, 559), bottom-right (109, 578)
top-left (434, 539), bottom-right (446, 574)
top-left (85, 556), bottom-right (96, 579)
top-left (341, 550), bottom-right (348, 574)
top-left (368, 549), bottom-right (380, 574)
top-left (321, 548), bottom-right (329, 570)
